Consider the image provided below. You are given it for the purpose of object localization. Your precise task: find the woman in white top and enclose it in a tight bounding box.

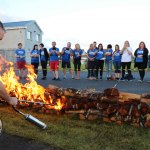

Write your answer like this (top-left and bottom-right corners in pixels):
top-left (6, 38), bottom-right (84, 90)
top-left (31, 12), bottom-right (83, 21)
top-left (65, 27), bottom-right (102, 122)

top-left (120, 41), bottom-right (133, 80)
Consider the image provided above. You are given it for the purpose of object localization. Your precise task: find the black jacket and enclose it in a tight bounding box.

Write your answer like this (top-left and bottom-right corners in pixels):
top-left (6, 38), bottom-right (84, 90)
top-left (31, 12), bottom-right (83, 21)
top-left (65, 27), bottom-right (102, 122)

top-left (134, 48), bottom-right (148, 68)
top-left (39, 48), bottom-right (49, 62)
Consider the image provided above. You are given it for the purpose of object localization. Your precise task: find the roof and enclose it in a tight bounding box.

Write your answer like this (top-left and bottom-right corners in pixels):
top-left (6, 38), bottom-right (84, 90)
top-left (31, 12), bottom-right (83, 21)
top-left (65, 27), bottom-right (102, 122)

top-left (3, 20), bottom-right (43, 32)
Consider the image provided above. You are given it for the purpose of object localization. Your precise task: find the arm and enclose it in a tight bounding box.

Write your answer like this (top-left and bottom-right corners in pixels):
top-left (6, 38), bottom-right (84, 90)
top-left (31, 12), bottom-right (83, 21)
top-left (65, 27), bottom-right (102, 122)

top-left (0, 81), bottom-right (18, 106)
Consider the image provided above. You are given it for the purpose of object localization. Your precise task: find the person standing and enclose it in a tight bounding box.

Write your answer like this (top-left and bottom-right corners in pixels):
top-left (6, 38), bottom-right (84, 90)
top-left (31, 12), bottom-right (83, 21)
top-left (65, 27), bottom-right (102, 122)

top-left (120, 41), bottom-right (133, 81)
top-left (61, 42), bottom-right (74, 79)
top-left (0, 21), bottom-right (17, 106)
top-left (72, 44), bottom-right (83, 79)
top-left (49, 41), bottom-right (60, 80)
top-left (87, 44), bottom-right (96, 80)
top-left (39, 43), bottom-right (49, 80)
top-left (105, 44), bottom-right (113, 80)
top-left (112, 44), bottom-right (121, 80)
top-left (134, 42), bottom-right (148, 82)
top-left (30, 44), bottom-right (39, 74)
top-left (15, 43), bottom-right (26, 79)
top-left (95, 43), bottom-right (104, 79)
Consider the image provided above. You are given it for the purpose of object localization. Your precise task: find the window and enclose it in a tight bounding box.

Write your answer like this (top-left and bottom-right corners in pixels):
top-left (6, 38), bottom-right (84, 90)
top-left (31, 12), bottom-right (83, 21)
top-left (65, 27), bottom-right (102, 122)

top-left (36, 34), bottom-right (40, 42)
top-left (27, 31), bottom-right (32, 40)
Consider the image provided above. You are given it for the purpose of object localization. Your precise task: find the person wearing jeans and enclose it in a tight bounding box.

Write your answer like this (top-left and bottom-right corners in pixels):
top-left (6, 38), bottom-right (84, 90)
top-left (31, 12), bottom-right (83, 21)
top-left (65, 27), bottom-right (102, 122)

top-left (134, 41), bottom-right (148, 82)
top-left (105, 44), bottom-right (113, 80)
top-left (120, 41), bottom-right (132, 81)
top-left (112, 44), bottom-right (121, 80)
top-left (95, 43), bottom-right (104, 79)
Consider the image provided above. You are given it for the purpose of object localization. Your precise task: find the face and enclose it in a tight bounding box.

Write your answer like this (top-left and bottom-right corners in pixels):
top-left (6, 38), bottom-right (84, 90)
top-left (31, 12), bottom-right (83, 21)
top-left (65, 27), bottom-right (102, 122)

top-left (0, 27), bottom-right (5, 40)
top-left (67, 42), bottom-right (71, 48)
top-left (115, 46), bottom-right (119, 50)
top-left (98, 45), bottom-right (103, 50)
top-left (90, 44), bottom-right (94, 50)
top-left (18, 44), bottom-right (22, 49)
top-left (35, 45), bottom-right (38, 49)
top-left (52, 42), bottom-right (56, 47)
top-left (75, 44), bottom-right (80, 50)
top-left (93, 42), bottom-right (97, 48)
top-left (124, 41), bottom-right (129, 47)
top-left (140, 42), bottom-right (145, 49)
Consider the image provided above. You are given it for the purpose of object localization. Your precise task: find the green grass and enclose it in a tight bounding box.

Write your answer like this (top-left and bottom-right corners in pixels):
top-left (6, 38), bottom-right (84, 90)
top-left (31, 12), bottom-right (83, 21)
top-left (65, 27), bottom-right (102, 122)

top-left (1, 106), bottom-right (150, 150)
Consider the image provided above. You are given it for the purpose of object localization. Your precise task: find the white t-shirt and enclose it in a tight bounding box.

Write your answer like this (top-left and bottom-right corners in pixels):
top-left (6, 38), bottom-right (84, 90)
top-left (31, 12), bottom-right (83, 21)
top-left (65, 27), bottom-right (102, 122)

top-left (121, 47), bottom-right (132, 62)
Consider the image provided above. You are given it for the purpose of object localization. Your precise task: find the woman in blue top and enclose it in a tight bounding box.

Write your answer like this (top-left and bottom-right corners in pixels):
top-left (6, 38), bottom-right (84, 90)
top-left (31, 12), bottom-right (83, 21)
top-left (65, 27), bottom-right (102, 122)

top-left (87, 44), bottom-right (96, 80)
top-left (112, 44), bottom-right (121, 80)
top-left (134, 42), bottom-right (148, 82)
top-left (72, 43), bottom-right (83, 79)
top-left (95, 43), bottom-right (104, 79)
top-left (30, 44), bottom-right (39, 75)
top-left (105, 44), bottom-right (113, 80)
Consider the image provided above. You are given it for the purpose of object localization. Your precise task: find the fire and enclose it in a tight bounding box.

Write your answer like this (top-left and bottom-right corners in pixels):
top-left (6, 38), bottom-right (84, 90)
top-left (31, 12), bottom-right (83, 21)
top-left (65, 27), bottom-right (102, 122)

top-left (0, 57), bottom-right (63, 110)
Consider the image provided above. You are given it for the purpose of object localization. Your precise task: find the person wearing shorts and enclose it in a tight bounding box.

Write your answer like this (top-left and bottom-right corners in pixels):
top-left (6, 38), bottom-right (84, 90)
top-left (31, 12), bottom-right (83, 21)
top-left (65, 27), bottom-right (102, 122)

top-left (72, 44), bottom-right (83, 79)
top-left (61, 42), bottom-right (74, 79)
top-left (49, 41), bottom-right (60, 80)
top-left (15, 43), bottom-right (26, 79)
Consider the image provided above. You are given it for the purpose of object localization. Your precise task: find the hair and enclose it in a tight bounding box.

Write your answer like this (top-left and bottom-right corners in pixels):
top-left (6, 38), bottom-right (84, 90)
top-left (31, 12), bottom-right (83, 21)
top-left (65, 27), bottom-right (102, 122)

top-left (33, 44), bottom-right (38, 50)
top-left (124, 40), bottom-right (130, 47)
top-left (75, 43), bottom-right (80, 50)
top-left (18, 43), bottom-right (22, 46)
top-left (115, 44), bottom-right (120, 51)
top-left (40, 43), bottom-right (44, 47)
top-left (107, 44), bottom-right (112, 49)
top-left (139, 41), bottom-right (146, 49)
top-left (98, 43), bottom-right (103, 50)
top-left (0, 21), bottom-right (5, 31)
top-left (89, 43), bottom-right (94, 50)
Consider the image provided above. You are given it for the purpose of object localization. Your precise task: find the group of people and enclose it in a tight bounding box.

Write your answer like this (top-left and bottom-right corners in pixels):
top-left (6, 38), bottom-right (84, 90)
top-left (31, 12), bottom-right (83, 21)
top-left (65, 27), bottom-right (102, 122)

top-left (15, 40), bottom-right (149, 82)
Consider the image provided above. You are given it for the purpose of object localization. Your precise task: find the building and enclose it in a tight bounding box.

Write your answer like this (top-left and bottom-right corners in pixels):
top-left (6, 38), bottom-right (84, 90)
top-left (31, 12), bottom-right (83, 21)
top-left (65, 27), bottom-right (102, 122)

top-left (0, 20), bottom-right (43, 63)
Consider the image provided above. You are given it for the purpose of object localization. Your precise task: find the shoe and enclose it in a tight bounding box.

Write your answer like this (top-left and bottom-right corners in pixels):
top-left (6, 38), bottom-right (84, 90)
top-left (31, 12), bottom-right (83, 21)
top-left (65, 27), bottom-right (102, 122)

top-left (63, 77), bottom-right (66, 79)
top-left (55, 78), bottom-right (61, 81)
top-left (107, 77), bottom-right (110, 80)
top-left (138, 80), bottom-right (143, 82)
top-left (120, 78), bottom-right (125, 81)
top-left (100, 77), bottom-right (102, 80)
top-left (41, 77), bottom-right (46, 80)
top-left (72, 77), bottom-right (74, 79)
top-left (52, 77), bottom-right (56, 80)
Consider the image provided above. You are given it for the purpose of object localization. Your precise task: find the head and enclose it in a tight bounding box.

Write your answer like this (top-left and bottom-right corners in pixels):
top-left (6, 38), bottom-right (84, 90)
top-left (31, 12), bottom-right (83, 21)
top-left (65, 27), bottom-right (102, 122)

top-left (115, 44), bottom-right (120, 51)
top-left (89, 44), bottom-right (94, 50)
top-left (0, 21), bottom-right (5, 40)
top-left (39, 43), bottom-right (44, 49)
top-left (93, 41), bottom-right (97, 48)
top-left (98, 43), bottom-right (103, 50)
top-left (75, 43), bottom-right (80, 50)
top-left (67, 42), bottom-right (71, 48)
top-left (107, 44), bottom-right (112, 49)
top-left (139, 41), bottom-right (146, 49)
top-left (18, 43), bottom-right (23, 49)
top-left (52, 41), bottom-right (56, 47)
top-left (33, 44), bottom-right (38, 50)
top-left (124, 40), bottom-right (130, 48)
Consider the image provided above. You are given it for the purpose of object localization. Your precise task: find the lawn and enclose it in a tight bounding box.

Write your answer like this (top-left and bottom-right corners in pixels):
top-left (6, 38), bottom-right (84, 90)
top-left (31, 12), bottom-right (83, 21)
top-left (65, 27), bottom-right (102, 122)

top-left (1, 105), bottom-right (150, 150)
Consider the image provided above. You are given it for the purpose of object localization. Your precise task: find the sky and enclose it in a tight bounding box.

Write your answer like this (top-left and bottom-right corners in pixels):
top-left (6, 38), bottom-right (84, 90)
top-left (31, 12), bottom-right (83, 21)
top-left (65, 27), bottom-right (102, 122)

top-left (0, 0), bottom-right (150, 51)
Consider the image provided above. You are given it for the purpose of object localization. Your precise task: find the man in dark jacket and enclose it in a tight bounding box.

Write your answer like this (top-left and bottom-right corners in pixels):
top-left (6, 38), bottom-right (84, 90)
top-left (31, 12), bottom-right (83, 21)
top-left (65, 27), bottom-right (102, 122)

top-left (39, 43), bottom-right (49, 80)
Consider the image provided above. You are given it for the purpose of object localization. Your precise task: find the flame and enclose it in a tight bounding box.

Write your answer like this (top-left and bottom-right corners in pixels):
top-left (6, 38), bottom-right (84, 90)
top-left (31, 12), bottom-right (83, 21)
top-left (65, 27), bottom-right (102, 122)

top-left (0, 56), bottom-right (63, 110)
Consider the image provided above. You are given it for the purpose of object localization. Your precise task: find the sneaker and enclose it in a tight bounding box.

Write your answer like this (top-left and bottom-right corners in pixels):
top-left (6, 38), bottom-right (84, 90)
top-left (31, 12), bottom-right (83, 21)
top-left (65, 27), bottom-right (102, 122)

top-left (41, 77), bottom-right (46, 80)
top-left (138, 80), bottom-right (143, 82)
top-left (52, 77), bottom-right (56, 80)
top-left (120, 78), bottom-right (125, 81)
top-left (55, 78), bottom-right (61, 81)
top-left (72, 77), bottom-right (74, 79)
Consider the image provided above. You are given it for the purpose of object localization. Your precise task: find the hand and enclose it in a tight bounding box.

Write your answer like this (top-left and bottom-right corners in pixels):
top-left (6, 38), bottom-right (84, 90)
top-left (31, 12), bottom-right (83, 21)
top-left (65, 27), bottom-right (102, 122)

top-left (8, 97), bottom-right (18, 106)
top-left (138, 55), bottom-right (143, 58)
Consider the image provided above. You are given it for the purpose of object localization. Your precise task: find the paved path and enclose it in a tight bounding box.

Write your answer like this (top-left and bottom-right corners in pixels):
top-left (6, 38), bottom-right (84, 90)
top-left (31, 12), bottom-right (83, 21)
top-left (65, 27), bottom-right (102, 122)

top-left (1, 71), bottom-right (150, 150)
